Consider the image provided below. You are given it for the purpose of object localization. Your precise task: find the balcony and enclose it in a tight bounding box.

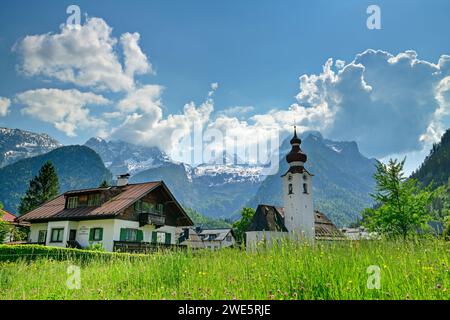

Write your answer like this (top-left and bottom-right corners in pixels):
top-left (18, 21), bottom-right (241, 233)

top-left (139, 212), bottom-right (165, 227)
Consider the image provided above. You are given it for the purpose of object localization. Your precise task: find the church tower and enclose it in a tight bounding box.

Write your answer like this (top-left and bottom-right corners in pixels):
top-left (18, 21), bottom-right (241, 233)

top-left (282, 126), bottom-right (315, 240)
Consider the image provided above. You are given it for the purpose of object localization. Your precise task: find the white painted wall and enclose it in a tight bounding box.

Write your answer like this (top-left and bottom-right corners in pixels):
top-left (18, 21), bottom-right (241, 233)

top-left (29, 223), bottom-right (48, 243)
top-left (27, 218), bottom-right (179, 252)
top-left (202, 231), bottom-right (236, 250)
top-left (76, 219), bottom-right (114, 251)
top-left (282, 170), bottom-right (315, 241)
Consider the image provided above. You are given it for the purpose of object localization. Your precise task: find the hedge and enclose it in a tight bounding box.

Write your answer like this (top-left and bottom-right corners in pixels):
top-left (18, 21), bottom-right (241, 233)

top-left (0, 244), bottom-right (146, 262)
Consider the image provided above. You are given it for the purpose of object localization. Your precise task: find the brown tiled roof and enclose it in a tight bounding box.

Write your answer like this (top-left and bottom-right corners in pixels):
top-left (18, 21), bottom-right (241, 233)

top-left (247, 204), bottom-right (344, 240)
top-left (314, 211), bottom-right (345, 240)
top-left (18, 182), bottom-right (161, 222)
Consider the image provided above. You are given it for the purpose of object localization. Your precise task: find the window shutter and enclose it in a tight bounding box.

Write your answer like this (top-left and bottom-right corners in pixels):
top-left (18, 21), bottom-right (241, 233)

top-left (165, 232), bottom-right (172, 245)
top-left (120, 228), bottom-right (126, 241)
top-left (137, 230), bottom-right (144, 242)
top-left (89, 228), bottom-right (94, 241)
top-left (99, 228), bottom-right (103, 241)
top-left (151, 231), bottom-right (157, 244)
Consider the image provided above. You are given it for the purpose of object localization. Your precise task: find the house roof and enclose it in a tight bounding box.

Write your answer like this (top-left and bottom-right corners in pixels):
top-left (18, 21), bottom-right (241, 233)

top-left (178, 227), bottom-right (206, 249)
top-left (247, 205), bottom-right (288, 232)
top-left (17, 181), bottom-right (193, 226)
top-left (247, 204), bottom-right (344, 240)
top-left (198, 228), bottom-right (234, 241)
top-left (0, 209), bottom-right (16, 222)
top-left (314, 211), bottom-right (344, 240)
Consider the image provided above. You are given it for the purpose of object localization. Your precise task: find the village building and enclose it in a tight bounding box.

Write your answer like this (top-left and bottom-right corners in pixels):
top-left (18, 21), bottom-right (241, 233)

top-left (197, 228), bottom-right (236, 250)
top-left (17, 176), bottom-right (193, 252)
top-left (246, 127), bottom-right (343, 248)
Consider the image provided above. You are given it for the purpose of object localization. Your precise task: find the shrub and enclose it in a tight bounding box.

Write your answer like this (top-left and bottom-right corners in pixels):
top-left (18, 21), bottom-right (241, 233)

top-left (0, 244), bottom-right (143, 263)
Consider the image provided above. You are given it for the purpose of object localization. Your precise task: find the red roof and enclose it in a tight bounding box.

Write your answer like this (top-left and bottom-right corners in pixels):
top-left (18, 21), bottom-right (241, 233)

top-left (0, 209), bottom-right (16, 222)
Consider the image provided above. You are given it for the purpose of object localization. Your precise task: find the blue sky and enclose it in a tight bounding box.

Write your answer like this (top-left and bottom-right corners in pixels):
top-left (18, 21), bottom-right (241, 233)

top-left (1, 0), bottom-right (450, 172)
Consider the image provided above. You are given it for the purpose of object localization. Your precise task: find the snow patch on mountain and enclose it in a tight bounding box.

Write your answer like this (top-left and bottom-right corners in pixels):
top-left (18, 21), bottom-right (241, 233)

top-left (0, 127), bottom-right (62, 167)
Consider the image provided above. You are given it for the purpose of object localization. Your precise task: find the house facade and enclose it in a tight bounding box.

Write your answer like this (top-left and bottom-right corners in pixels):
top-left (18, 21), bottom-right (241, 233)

top-left (198, 228), bottom-right (236, 250)
top-left (246, 127), bottom-right (343, 249)
top-left (17, 178), bottom-right (193, 252)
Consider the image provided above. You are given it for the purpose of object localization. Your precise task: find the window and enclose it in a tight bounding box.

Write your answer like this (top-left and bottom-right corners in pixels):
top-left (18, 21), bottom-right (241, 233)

top-left (120, 228), bottom-right (143, 242)
top-left (38, 230), bottom-right (47, 243)
top-left (226, 235), bottom-right (232, 242)
top-left (89, 228), bottom-right (103, 241)
top-left (303, 183), bottom-right (308, 194)
top-left (288, 175), bottom-right (292, 181)
top-left (134, 200), bottom-right (163, 215)
top-left (67, 197), bottom-right (78, 209)
top-left (78, 195), bottom-right (88, 206)
top-left (88, 194), bottom-right (101, 206)
top-left (50, 228), bottom-right (64, 243)
top-left (288, 183), bottom-right (293, 195)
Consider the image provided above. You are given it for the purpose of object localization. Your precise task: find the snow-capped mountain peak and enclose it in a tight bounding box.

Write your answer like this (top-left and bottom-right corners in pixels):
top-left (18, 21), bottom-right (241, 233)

top-left (0, 127), bottom-right (62, 167)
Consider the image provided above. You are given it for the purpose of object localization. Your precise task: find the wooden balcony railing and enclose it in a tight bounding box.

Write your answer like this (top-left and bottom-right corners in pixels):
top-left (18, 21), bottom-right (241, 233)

top-left (139, 212), bottom-right (165, 227)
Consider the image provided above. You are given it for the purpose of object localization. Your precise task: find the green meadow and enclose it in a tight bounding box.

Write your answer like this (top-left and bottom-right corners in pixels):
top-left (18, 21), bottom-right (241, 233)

top-left (0, 240), bottom-right (448, 300)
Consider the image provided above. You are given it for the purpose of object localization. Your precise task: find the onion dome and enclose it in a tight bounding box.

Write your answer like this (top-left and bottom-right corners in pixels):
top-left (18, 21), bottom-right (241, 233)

top-left (286, 126), bottom-right (307, 164)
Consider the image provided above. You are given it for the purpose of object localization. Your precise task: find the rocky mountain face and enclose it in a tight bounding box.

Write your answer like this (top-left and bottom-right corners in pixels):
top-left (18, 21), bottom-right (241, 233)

top-left (0, 127), bottom-right (61, 168)
top-left (247, 132), bottom-right (377, 227)
top-left (84, 137), bottom-right (171, 176)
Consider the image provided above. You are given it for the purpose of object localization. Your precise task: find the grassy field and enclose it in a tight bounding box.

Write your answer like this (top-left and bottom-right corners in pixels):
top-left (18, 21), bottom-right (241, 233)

top-left (0, 239), bottom-right (449, 300)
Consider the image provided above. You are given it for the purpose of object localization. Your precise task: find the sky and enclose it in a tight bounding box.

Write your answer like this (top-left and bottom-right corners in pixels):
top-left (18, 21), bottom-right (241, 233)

top-left (0, 0), bottom-right (450, 173)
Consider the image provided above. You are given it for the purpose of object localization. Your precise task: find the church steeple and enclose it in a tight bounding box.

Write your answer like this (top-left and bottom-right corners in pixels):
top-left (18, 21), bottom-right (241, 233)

top-left (286, 126), bottom-right (307, 165)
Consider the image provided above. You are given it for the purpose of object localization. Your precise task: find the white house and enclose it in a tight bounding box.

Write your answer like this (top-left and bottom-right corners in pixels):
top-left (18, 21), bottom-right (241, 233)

top-left (246, 127), bottom-right (343, 249)
top-left (197, 228), bottom-right (236, 250)
top-left (17, 177), bottom-right (193, 252)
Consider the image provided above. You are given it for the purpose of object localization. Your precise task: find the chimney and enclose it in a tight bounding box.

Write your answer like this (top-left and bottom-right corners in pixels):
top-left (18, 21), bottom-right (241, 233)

top-left (116, 173), bottom-right (130, 187)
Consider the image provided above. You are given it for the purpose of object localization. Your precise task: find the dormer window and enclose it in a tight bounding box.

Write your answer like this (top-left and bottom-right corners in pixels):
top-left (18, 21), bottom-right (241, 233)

top-left (67, 196), bottom-right (78, 209)
top-left (67, 193), bottom-right (101, 209)
top-left (88, 194), bottom-right (101, 206)
top-left (288, 183), bottom-right (293, 195)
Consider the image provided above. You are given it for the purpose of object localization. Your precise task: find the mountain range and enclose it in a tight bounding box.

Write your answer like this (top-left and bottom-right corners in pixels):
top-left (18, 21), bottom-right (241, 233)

top-left (0, 128), bottom-right (379, 226)
top-left (0, 145), bottom-right (111, 213)
top-left (0, 127), bottom-right (61, 168)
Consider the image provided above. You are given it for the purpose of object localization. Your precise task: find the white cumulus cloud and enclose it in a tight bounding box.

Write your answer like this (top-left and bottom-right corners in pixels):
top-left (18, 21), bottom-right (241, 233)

top-left (16, 88), bottom-right (110, 136)
top-left (14, 17), bottom-right (151, 92)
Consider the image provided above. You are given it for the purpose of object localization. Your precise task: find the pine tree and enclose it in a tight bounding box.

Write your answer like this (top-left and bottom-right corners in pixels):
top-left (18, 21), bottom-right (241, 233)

top-left (18, 161), bottom-right (59, 215)
top-left (99, 180), bottom-right (110, 188)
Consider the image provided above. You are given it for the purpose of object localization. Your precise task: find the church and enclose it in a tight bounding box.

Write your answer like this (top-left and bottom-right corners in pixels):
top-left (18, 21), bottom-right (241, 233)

top-left (245, 127), bottom-right (343, 249)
